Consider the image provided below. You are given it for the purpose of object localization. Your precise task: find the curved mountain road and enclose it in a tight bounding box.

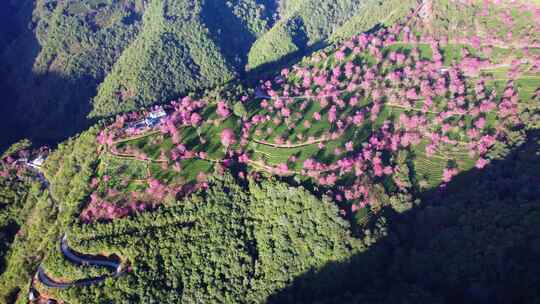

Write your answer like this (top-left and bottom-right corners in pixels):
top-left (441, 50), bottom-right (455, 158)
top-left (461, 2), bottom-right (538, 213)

top-left (37, 266), bottom-right (112, 289)
top-left (24, 163), bottom-right (124, 291)
top-left (37, 234), bottom-right (123, 289)
top-left (60, 234), bottom-right (120, 271)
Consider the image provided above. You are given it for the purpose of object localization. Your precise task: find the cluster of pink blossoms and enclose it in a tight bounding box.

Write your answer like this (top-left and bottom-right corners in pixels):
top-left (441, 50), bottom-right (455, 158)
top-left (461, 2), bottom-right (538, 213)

top-left (90, 0), bottom-right (535, 219)
top-left (242, 8), bottom-right (525, 212)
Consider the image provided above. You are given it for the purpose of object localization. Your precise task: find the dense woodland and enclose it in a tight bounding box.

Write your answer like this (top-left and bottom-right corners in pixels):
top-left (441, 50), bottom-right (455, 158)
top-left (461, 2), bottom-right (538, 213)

top-left (1, 0), bottom-right (540, 303)
top-left (0, 0), bottom-right (143, 151)
top-left (1, 129), bottom-right (538, 303)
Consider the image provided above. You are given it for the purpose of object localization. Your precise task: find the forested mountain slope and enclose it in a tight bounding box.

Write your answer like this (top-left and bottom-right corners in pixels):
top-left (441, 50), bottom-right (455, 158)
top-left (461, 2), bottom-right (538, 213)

top-left (247, 0), bottom-right (418, 70)
top-left (0, 0), bottom-right (410, 150)
top-left (90, 0), bottom-right (413, 117)
top-left (89, 0), bottom-right (274, 117)
top-left (0, 0), bottom-right (144, 151)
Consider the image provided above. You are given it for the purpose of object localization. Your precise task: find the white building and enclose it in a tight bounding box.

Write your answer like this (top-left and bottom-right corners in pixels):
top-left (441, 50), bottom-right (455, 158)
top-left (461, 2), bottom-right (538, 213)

top-left (438, 68), bottom-right (449, 74)
top-left (145, 107), bottom-right (167, 127)
top-left (148, 107), bottom-right (167, 120)
top-left (28, 155), bottom-right (45, 169)
top-left (15, 158), bottom-right (28, 164)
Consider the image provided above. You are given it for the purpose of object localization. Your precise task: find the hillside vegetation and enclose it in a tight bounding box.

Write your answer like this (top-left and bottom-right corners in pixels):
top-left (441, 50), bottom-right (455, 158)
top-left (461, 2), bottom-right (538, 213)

top-left (89, 0), bottom-right (270, 117)
top-left (0, 128), bottom-right (100, 303)
top-left (91, 0), bottom-right (417, 117)
top-left (1, 0), bottom-right (410, 150)
top-left (0, 0), bottom-right (144, 150)
top-left (39, 174), bottom-right (360, 302)
top-left (247, 0), bottom-right (418, 70)
top-left (1, 0), bottom-right (539, 303)
top-left (84, 0), bottom-right (539, 223)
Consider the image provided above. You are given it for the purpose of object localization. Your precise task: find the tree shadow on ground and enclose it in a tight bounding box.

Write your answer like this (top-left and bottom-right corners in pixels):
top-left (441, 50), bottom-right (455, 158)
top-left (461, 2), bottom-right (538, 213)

top-left (200, 1), bottom-right (258, 75)
top-left (0, 69), bottom-right (97, 151)
top-left (269, 130), bottom-right (540, 304)
top-left (0, 23), bottom-right (97, 152)
top-left (243, 41), bottom-right (327, 85)
top-left (237, 21), bottom-right (387, 90)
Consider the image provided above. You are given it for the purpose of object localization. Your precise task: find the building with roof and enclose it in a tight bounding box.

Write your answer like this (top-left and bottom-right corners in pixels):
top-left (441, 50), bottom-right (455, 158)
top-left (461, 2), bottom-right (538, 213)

top-left (28, 155), bottom-right (46, 169)
top-left (145, 107), bottom-right (167, 127)
top-left (148, 107), bottom-right (167, 119)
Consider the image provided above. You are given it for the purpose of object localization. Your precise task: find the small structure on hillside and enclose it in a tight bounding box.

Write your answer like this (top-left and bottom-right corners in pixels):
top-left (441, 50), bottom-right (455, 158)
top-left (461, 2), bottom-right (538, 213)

top-left (127, 120), bottom-right (147, 130)
top-left (438, 68), bottom-right (449, 74)
top-left (15, 158), bottom-right (28, 164)
top-left (28, 155), bottom-right (46, 169)
top-left (145, 107), bottom-right (167, 127)
top-left (148, 107), bottom-right (167, 119)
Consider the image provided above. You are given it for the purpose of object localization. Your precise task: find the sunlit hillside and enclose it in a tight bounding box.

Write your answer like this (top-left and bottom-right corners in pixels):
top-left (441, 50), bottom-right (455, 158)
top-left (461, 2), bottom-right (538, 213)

top-left (1, 1), bottom-right (539, 303)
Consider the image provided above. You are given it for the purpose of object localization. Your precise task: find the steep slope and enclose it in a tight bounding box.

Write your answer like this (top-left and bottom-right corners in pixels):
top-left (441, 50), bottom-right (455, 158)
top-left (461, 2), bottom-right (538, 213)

top-left (246, 0), bottom-right (418, 71)
top-left (89, 0), bottom-right (426, 118)
top-left (90, 0), bottom-right (276, 117)
top-left (0, 0), bottom-right (143, 151)
top-left (35, 175), bottom-right (360, 302)
top-left (330, 0), bottom-right (418, 41)
top-left (0, 128), bottom-right (100, 303)
top-left (1, 0), bottom-right (413, 150)
top-left (90, 0), bottom-right (538, 223)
